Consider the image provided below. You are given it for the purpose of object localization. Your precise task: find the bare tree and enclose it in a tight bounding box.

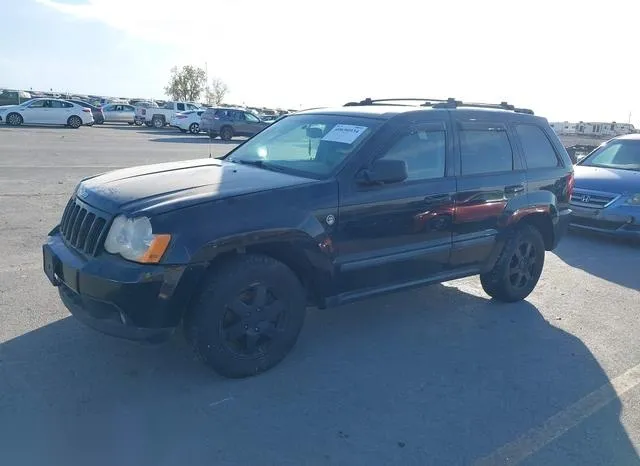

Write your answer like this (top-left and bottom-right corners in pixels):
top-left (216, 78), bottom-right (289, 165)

top-left (207, 78), bottom-right (229, 105)
top-left (164, 65), bottom-right (207, 102)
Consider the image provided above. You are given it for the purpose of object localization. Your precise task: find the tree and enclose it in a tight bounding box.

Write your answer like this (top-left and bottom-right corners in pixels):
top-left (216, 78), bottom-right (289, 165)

top-left (164, 65), bottom-right (206, 102)
top-left (207, 78), bottom-right (229, 105)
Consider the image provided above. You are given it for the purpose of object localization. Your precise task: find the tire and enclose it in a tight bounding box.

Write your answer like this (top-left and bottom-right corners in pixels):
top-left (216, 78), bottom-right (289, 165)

top-left (134, 120), bottom-right (143, 126)
top-left (480, 224), bottom-right (545, 302)
top-left (145, 122), bottom-right (153, 128)
top-left (185, 254), bottom-right (306, 378)
top-left (6, 112), bottom-right (23, 126)
top-left (179, 128), bottom-right (187, 133)
top-left (67, 115), bottom-right (82, 129)
top-left (152, 116), bottom-right (165, 128)
top-left (127, 121), bottom-right (134, 125)
top-left (220, 125), bottom-right (233, 141)
top-left (208, 130), bottom-right (218, 139)
top-left (189, 122), bottom-right (200, 134)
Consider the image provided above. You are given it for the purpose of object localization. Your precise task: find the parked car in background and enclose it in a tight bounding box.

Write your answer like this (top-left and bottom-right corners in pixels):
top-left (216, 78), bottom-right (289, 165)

top-left (200, 107), bottom-right (269, 140)
top-left (0, 89), bottom-right (32, 106)
top-left (101, 104), bottom-right (136, 124)
top-left (169, 109), bottom-right (206, 134)
top-left (261, 115), bottom-right (279, 123)
top-left (570, 134), bottom-right (640, 238)
top-left (144, 101), bottom-right (201, 128)
top-left (133, 100), bottom-right (160, 126)
top-left (0, 98), bottom-right (93, 128)
top-left (66, 100), bottom-right (105, 124)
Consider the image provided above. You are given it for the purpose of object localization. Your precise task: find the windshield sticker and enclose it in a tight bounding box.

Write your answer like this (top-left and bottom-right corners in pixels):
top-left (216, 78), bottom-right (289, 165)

top-left (321, 124), bottom-right (368, 144)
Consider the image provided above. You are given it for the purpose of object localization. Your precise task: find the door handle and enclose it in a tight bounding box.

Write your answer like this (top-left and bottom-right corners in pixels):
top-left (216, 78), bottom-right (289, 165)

top-left (505, 184), bottom-right (525, 194)
top-left (424, 193), bottom-right (452, 204)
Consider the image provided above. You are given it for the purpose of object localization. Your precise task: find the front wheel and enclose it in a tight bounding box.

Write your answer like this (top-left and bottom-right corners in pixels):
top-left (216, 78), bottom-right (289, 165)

top-left (127, 121), bottom-right (134, 125)
top-left (185, 254), bottom-right (306, 378)
top-left (480, 225), bottom-right (545, 302)
top-left (152, 117), bottom-right (164, 128)
top-left (145, 121), bottom-right (153, 127)
top-left (67, 115), bottom-right (82, 129)
top-left (6, 113), bottom-right (23, 126)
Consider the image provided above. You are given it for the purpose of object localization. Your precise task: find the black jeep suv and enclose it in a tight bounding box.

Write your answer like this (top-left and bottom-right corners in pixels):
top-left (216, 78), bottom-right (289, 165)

top-left (43, 98), bottom-right (574, 378)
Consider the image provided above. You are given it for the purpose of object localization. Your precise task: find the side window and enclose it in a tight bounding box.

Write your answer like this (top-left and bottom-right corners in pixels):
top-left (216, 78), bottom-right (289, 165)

top-left (29, 100), bottom-right (46, 108)
top-left (63, 102), bottom-right (73, 108)
top-left (460, 129), bottom-right (513, 175)
top-left (515, 124), bottom-right (560, 168)
top-left (187, 104), bottom-right (198, 110)
top-left (125, 105), bottom-right (134, 111)
top-left (245, 112), bottom-right (260, 123)
top-left (50, 100), bottom-right (65, 108)
top-left (176, 103), bottom-right (185, 111)
top-left (234, 111), bottom-right (246, 121)
top-left (378, 129), bottom-right (446, 181)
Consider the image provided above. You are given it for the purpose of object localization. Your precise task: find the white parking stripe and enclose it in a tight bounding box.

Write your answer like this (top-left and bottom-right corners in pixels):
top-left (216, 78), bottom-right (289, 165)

top-left (475, 362), bottom-right (640, 466)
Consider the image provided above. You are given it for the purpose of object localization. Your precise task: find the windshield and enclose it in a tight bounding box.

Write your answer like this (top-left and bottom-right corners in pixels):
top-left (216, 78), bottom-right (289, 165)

top-left (226, 114), bottom-right (381, 178)
top-left (580, 139), bottom-right (640, 171)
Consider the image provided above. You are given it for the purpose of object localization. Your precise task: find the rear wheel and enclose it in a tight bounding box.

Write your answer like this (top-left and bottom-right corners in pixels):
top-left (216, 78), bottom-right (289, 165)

top-left (152, 116), bottom-right (165, 128)
top-left (145, 121), bottom-right (153, 127)
top-left (67, 115), bottom-right (82, 129)
top-left (220, 126), bottom-right (233, 141)
top-left (6, 113), bottom-right (23, 126)
top-left (134, 120), bottom-right (143, 126)
top-left (185, 254), bottom-right (306, 378)
top-left (189, 122), bottom-right (200, 134)
top-left (480, 224), bottom-right (545, 302)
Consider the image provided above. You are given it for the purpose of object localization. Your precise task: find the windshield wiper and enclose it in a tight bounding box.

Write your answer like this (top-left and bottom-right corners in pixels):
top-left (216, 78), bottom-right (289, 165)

top-left (229, 159), bottom-right (287, 173)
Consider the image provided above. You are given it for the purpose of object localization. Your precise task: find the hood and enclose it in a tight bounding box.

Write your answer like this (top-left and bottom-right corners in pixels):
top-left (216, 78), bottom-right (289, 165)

top-left (77, 158), bottom-right (315, 215)
top-left (0, 104), bottom-right (18, 112)
top-left (574, 164), bottom-right (640, 194)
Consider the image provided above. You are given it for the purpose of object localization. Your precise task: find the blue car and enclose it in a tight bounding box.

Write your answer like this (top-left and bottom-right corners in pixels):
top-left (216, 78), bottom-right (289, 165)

top-left (570, 134), bottom-right (640, 238)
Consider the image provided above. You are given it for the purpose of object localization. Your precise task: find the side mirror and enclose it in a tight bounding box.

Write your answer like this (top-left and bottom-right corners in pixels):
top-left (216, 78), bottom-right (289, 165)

top-left (306, 127), bottom-right (324, 139)
top-left (357, 158), bottom-right (408, 185)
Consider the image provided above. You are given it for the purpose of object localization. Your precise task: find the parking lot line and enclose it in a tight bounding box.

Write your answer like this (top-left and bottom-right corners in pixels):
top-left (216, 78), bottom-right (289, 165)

top-left (475, 362), bottom-right (640, 465)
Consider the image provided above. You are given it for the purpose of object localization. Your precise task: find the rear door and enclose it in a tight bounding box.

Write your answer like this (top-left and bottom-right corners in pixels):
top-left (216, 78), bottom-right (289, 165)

top-left (451, 119), bottom-right (527, 268)
top-left (50, 100), bottom-right (72, 124)
top-left (335, 119), bottom-right (456, 294)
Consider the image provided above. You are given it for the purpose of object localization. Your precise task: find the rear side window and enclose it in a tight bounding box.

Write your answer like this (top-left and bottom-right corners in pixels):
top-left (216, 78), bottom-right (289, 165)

top-left (515, 124), bottom-right (560, 168)
top-left (460, 129), bottom-right (513, 175)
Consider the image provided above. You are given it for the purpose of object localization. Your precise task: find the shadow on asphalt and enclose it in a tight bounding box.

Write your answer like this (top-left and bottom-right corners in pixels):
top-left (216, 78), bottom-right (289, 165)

top-left (0, 284), bottom-right (636, 465)
top-left (553, 230), bottom-right (640, 290)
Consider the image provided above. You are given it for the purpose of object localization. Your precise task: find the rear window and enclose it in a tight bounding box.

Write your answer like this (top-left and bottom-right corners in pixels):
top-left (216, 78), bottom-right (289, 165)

top-left (515, 124), bottom-right (560, 168)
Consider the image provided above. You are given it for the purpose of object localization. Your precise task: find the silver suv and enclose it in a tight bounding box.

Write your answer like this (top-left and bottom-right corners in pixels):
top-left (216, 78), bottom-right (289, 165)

top-left (200, 107), bottom-right (269, 140)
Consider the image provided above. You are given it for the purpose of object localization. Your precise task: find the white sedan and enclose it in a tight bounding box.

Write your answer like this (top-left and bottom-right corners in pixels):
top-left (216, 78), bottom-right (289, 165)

top-left (0, 98), bottom-right (94, 128)
top-left (170, 110), bottom-right (205, 134)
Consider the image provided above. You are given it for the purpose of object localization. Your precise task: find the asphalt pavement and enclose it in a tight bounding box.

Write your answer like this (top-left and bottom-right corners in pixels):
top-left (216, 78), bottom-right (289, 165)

top-left (0, 124), bottom-right (639, 466)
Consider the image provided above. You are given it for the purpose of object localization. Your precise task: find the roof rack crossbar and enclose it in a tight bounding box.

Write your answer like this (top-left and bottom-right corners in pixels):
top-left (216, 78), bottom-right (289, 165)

top-left (344, 97), bottom-right (534, 115)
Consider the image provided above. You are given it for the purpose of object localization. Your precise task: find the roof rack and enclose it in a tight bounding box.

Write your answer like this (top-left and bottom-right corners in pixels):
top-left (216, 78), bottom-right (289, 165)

top-left (343, 97), bottom-right (534, 115)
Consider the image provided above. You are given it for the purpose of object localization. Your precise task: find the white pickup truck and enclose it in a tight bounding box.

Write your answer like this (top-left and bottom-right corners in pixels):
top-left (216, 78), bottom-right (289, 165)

top-left (142, 101), bottom-right (202, 128)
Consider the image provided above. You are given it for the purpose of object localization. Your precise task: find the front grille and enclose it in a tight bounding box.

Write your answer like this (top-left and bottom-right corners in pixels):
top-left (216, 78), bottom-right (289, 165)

top-left (570, 189), bottom-right (619, 209)
top-left (59, 198), bottom-right (109, 256)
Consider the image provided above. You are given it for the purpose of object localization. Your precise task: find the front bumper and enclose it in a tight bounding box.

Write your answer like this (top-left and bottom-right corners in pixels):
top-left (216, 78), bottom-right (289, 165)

top-left (569, 204), bottom-right (640, 238)
top-left (43, 229), bottom-right (206, 342)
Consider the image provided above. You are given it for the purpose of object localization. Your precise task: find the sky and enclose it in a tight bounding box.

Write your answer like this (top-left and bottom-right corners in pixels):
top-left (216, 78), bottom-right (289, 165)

top-left (0, 0), bottom-right (638, 125)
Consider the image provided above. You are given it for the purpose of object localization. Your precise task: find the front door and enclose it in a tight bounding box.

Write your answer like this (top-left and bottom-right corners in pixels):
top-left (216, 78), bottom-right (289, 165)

top-left (21, 99), bottom-right (48, 124)
top-left (335, 120), bottom-right (456, 295)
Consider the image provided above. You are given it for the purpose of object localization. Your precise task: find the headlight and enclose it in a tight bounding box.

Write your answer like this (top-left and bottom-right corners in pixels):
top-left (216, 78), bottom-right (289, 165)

top-left (625, 193), bottom-right (640, 206)
top-left (104, 215), bottom-right (171, 263)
